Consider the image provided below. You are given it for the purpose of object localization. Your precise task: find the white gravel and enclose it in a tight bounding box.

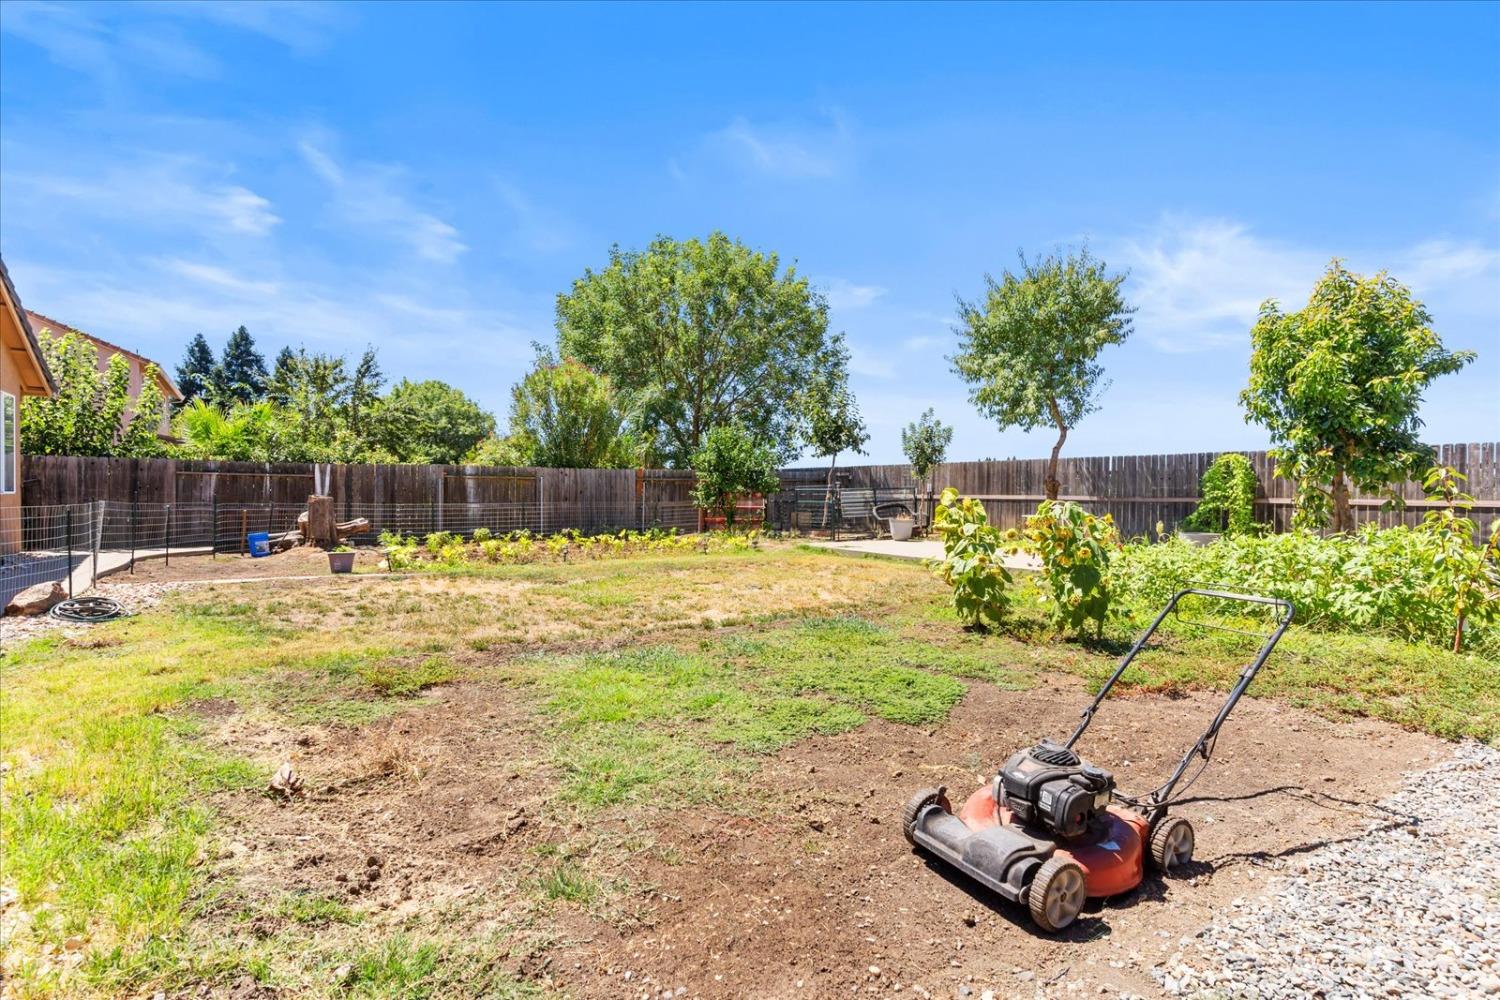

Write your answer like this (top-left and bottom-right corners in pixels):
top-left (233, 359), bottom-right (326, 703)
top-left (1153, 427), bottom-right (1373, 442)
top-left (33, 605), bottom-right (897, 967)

top-left (1155, 741), bottom-right (1500, 1000)
top-left (0, 581), bottom-right (187, 647)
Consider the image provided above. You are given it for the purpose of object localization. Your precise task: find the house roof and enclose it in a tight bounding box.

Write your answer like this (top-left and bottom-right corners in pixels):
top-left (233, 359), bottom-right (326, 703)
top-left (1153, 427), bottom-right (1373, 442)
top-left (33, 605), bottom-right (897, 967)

top-left (25, 309), bottom-right (184, 401)
top-left (0, 256), bottom-right (58, 396)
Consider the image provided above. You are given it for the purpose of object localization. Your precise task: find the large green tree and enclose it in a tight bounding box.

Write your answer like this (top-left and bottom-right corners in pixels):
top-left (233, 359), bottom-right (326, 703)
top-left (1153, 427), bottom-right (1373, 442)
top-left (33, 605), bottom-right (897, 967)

top-left (214, 325), bottom-right (268, 404)
top-left (1241, 260), bottom-right (1475, 532)
top-left (176, 333), bottom-right (216, 405)
top-left (952, 248), bottom-right (1133, 500)
top-left (556, 232), bottom-right (834, 467)
top-left (503, 351), bottom-right (639, 468)
top-left (370, 379), bottom-right (495, 465)
top-left (22, 332), bottom-right (167, 458)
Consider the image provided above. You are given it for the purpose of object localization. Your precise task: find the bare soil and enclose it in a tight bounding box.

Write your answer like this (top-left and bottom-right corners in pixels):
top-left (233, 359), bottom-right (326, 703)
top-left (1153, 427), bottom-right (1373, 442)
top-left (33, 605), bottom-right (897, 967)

top-left (203, 668), bottom-right (1442, 1000)
top-left (101, 546), bottom-right (386, 583)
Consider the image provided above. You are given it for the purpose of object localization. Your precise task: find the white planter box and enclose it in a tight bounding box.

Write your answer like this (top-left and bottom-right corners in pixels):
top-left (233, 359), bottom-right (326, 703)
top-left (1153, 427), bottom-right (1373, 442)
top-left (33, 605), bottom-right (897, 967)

top-left (888, 518), bottom-right (915, 541)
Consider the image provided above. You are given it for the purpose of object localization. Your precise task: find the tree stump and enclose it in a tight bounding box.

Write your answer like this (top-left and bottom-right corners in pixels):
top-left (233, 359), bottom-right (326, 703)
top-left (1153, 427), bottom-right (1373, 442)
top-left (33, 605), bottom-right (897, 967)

top-left (307, 495), bottom-right (338, 549)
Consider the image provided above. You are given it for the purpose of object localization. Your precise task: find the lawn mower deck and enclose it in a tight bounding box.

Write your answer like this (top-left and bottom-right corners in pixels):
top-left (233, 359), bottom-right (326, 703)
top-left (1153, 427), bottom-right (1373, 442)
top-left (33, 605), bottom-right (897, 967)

top-left (904, 589), bottom-right (1292, 932)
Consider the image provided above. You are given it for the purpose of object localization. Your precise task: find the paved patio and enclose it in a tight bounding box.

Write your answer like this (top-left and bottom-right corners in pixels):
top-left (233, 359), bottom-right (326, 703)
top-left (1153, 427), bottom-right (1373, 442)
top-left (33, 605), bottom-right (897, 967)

top-left (808, 537), bottom-right (1040, 570)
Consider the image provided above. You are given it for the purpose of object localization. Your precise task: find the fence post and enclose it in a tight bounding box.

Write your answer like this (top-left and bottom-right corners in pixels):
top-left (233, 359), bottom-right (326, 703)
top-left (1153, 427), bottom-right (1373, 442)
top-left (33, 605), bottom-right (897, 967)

top-left (91, 501), bottom-right (100, 589)
top-left (212, 497), bottom-right (218, 559)
top-left (65, 506), bottom-right (73, 600)
top-left (129, 500), bottom-right (137, 575)
top-left (165, 504), bottom-right (172, 567)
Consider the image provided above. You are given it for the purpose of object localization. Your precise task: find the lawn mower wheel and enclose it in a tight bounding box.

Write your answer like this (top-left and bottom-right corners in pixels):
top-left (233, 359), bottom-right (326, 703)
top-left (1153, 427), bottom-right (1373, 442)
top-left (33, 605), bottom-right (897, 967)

top-left (902, 787), bottom-right (951, 847)
top-left (1027, 856), bottom-right (1087, 932)
top-left (1148, 815), bottom-right (1195, 872)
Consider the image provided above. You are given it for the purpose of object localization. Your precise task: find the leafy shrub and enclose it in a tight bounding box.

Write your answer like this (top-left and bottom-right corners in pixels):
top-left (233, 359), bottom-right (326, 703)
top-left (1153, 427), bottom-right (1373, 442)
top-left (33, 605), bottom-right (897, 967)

top-left (472, 527), bottom-right (493, 543)
top-left (1419, 466), bottom-right (1500, 653)
top-left (1018, 500), bottom-right (1120, 638)
top-left (1110, 523), bottom-right (1498, 654)
top-left (930, 488), bottom-right (1012, 628)
top-left (1182, 453), bottom-right (1259, 535)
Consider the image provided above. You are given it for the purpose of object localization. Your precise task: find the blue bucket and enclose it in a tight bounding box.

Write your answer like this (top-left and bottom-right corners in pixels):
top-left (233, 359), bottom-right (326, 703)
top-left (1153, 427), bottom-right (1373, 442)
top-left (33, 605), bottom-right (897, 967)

top-left (247, 531), bottom-right (271, 558)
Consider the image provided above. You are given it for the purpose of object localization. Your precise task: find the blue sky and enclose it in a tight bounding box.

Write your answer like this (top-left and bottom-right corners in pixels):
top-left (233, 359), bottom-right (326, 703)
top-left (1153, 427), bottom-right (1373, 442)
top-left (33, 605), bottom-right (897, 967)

top-left (2, 1), bottom-right (1496, 465)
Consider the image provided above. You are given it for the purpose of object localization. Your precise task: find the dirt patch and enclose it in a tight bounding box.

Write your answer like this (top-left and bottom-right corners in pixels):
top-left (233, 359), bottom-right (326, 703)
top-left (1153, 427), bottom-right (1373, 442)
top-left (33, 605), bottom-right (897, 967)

top-left (102, 546), bottom-right (385, 583)
top-left (203, 670), bottom-right (1442, 999)
top-left (570, 676), bottom-right (1442, 999)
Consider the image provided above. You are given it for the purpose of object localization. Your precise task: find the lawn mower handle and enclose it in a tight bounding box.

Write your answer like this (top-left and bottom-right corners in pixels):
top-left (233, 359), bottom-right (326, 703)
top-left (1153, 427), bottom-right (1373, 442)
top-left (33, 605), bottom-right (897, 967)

top-left (1063, 588), bottom-right (1294, 814)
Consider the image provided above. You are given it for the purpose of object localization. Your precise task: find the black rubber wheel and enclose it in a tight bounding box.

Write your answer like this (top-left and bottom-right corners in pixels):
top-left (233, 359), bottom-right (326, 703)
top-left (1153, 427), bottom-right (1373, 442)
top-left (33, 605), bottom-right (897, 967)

top-left (902, 786), bottom-right (950, 846)
top-left (1148, 815), bottom-right (1195, 872)
top-left (1027, 856), bottom-right (1087, 932)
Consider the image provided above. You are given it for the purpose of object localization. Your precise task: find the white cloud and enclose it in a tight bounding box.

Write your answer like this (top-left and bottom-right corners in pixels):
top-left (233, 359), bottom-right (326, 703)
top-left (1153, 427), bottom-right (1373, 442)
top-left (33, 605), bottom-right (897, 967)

top-left (902, 334), bottom-right (942, 352)
top-left (1115, 215), bottom-right (1500, 354)
top-left (0, 0), bottom-right (340, 82)
top-left (298, 137), bottom-right (467, 264)
top-left (5, 157), bottom-right (281, 236)
top-left (701, 110), bottom-right (854, 180)
top-left (818, 277), bottom-right (886, 310)
top-left (158, 259), bottom-right (281, 296)
top-left (845, 340), bottom-right (894, 379)
top-left (1113, 216), bottom-right (1321, 353)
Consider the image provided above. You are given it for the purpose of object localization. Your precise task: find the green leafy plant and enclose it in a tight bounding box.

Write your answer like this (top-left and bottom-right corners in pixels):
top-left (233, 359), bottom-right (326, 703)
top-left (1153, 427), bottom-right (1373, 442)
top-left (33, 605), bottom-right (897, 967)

top-left (930, 487), bottom-right (1012, 629)
top-left (1018, 500), bottom-right (1119, 638)
top-left (331, 544), bottom-right (354, 554)
top-left (22, 331), bottom-right (169, 458)
top-left (901, 407), bottom-right (953, 498)
top-left (952, 248), bottom-right (1134, 500)
top-left (689, 424), bottom-right (780, 531)
top-left (472, 527), bottom-right (493, 543)
top-left (1241, 260), bottom-right (1475, 532)
top-left (1182, 453), bottom-right (1259, 535)
top-left (1419, 466), bottom-right (1500, 653)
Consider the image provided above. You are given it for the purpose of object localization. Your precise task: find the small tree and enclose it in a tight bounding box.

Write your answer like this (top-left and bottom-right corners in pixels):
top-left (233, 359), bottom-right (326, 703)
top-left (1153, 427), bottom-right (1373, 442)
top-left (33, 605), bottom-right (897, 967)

top-left (1241, 260), bottom-right (1475, 533)
top-left (689, 424), bottom-right (780, 530)
top-left (1419, 466), bottom-right (1500, 654)
top-left (176, 333), bottom-right (216, 405)
top-left (952, 248), bottom-right (1133, 500)
top-left (22, 332), bottom-right (166, 457)
top-left (801, 337), bottom-right (867, 525)
top-left (214, 325), bottom-right (268, 404)
top-left (901, 407), bottom-right (953, 498)
top-left (505, 351), bottom-right (639, 468)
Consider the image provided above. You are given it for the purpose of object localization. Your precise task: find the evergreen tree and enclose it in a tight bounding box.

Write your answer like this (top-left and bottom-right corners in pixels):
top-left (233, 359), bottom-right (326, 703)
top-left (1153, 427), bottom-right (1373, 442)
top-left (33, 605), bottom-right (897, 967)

top-left (268, 346), bottom-right (298, 406)
top-left (215, 326), bottom-right (268, 404)
top-left (177, 333), bottom-right (217, 404)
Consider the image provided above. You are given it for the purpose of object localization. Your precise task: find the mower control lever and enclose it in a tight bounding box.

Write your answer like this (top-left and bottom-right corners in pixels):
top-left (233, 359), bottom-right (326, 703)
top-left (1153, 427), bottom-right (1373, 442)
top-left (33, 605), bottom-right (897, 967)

top-left (1063, 588), bottom-right (1293, 813)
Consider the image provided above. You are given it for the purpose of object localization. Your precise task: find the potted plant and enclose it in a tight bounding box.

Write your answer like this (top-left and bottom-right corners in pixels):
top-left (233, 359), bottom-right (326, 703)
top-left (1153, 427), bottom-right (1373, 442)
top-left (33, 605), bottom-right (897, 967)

top-left (888, 515), bottom-right (916, 541)
top-left (328, 544), bottom-right (356, 574)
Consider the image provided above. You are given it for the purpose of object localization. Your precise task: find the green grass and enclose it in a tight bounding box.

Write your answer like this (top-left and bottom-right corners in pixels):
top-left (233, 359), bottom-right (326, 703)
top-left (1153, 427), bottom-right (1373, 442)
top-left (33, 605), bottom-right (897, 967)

top-left (510, 613), bottom-right (1039, 806)
top-left (3, 545), bottom-right (1493, 997)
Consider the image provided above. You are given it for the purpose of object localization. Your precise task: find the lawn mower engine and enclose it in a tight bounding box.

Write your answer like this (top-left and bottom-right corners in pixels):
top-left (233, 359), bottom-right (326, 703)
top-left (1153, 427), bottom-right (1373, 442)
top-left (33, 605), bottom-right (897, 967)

top-left (998, 741), bottom-right (1115, 839)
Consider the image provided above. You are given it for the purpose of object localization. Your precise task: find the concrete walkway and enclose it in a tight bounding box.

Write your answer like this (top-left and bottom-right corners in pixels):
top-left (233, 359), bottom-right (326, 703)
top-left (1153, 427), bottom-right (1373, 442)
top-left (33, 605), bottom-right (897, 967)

top-left (807, 537), bottom-right (1041, 570)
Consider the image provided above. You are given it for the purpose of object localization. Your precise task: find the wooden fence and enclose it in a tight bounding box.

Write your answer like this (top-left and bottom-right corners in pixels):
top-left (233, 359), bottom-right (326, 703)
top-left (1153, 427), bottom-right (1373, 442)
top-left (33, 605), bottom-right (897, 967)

top-left (779, 441), bottom-right (1500, 538)
top-left (22, 441), bottom-right (1499, 540)
top-left (21, 457), bottom-right (698, 513)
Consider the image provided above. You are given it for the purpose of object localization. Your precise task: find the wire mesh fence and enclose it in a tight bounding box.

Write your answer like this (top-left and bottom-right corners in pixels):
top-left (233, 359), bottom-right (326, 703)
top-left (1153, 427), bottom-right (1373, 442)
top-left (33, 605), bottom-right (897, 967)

top-left (1, 497), bottom-right (710, 610)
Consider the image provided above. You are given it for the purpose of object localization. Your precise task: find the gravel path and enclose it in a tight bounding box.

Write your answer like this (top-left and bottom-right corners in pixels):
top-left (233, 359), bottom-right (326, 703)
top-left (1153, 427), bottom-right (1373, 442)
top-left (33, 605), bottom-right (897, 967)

top-left (0, 581), bottom-right (187, 646)
top-left (1155, 741), bottom-right (1500, 1000)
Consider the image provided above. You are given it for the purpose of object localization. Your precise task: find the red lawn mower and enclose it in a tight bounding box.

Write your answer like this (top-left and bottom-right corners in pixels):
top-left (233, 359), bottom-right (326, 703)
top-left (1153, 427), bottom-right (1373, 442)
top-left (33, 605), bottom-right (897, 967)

top-left (903, 589), bottom-right (1293, 932)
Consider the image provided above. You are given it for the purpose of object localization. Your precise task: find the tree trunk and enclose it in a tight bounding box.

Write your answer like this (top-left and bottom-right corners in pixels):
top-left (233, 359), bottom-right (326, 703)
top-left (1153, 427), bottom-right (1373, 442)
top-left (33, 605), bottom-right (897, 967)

top-left (822, 452), bottom-right (838, 530)
top-left (1330, 467), bottom-right (1352, 534)
top-left (307, 495), bottom-right (337, 549)
top-left (1044, 404), bottom-right (1069, 502)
